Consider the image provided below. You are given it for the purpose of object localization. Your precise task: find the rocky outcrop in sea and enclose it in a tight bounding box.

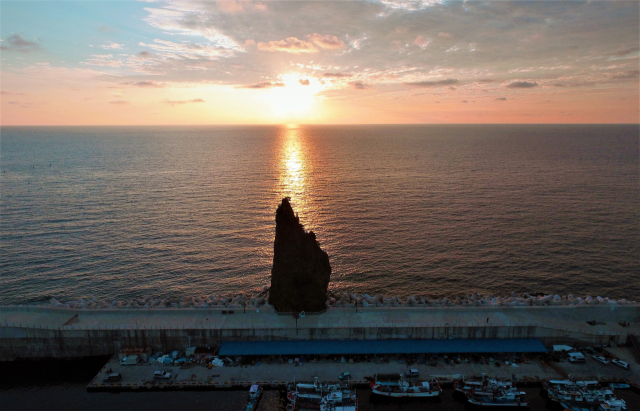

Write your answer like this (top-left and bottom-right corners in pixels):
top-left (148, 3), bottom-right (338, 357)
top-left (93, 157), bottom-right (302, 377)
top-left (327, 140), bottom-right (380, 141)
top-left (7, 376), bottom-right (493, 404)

top-left (268, 197), bottom-right (331, 312)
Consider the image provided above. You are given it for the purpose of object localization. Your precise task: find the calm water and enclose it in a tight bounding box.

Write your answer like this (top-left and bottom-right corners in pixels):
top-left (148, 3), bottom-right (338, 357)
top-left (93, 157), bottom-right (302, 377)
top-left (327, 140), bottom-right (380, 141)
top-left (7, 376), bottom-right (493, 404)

top-left (1, 125), bottom-right (638, 304)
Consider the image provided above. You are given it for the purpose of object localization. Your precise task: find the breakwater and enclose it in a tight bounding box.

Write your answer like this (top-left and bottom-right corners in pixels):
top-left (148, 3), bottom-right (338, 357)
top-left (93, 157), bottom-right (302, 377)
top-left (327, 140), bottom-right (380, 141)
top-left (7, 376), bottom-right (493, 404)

top-left (1, 305), bottom-right (638, 360)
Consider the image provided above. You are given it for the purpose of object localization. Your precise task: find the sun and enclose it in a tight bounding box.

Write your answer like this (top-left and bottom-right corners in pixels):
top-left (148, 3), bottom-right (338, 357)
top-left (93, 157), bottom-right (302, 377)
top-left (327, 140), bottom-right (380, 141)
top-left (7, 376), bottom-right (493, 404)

top-left (268, 73), bottom-right (322, 119)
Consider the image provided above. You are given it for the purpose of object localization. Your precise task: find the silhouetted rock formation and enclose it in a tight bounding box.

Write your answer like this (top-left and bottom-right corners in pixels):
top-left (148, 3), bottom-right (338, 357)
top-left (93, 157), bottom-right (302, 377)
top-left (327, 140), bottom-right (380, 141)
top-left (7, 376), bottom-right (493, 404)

top-left (269, 198), bottom-right (331, 312)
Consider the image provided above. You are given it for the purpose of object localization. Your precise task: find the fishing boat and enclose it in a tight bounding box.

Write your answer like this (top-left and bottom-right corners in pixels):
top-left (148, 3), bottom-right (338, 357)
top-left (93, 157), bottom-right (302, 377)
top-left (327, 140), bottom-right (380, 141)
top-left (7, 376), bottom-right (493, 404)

top-left (242, 385), bottom-right (262, 411)
top-left (543, 376), bottom-right (600, 390)
top-left (547, 385), bottom-right (615, 405)
top-left (453, 373), bottom-right (513, 392)
top-left (370, 377), bottom-right (441, 398)
top-left (559, 397), bottom-right (627, 411)
top-left (609, 383), bottom-right (630, 390)
top-left (319, 389), bottom-right (358, 411)
top-left (287, 377), bottom-right (353, 410)
top-left (465, 386), bottom-right (528, 407)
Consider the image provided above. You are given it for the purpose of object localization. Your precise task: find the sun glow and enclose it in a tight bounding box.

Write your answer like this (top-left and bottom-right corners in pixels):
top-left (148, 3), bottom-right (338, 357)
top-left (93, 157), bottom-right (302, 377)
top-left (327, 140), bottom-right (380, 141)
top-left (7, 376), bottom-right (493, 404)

top-left (268, 74), bottom-right (322, 119)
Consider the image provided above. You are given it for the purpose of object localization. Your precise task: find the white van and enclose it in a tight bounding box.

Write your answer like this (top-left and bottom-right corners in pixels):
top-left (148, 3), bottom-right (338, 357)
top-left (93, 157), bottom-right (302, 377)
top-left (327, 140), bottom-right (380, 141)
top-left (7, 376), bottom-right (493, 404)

top-left (568, 352), bottom-right (585, 363)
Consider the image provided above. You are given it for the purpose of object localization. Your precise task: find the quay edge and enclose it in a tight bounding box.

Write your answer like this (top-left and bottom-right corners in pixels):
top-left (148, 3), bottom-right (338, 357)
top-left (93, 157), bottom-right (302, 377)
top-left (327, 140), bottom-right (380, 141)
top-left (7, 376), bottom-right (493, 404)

top-left (1, 305), bottom-right (639, 360)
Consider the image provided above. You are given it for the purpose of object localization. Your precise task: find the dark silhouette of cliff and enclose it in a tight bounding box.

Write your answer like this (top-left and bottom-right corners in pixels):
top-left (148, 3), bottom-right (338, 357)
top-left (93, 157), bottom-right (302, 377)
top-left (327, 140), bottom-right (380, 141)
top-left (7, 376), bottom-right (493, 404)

top-left (269, 198), bottom-right (331, 312)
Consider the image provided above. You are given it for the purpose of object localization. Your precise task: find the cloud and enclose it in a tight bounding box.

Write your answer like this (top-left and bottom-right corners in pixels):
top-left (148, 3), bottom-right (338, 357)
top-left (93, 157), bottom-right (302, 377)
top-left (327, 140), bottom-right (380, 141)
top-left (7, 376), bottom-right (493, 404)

top-left (438, 32), bottom-right (452, 38)
top-left (164, 98), bottom-right (206, 106)
top-left (98, 26), bottom-right (114, 33)
top-left (1, 91), bottom-right (24, 96)
top-left (352, 82), bottom-right (370, 90)
top-left (404, 78), bottom-right (458, 87)
top-left (506, 81), bottom-right (538, 88)
top-left (139, 39), bottom-right (235, 60)
top-left (477, 79), bottom-right (495, 83)
top-left (604, 46), bottom-right (639, 58)
top-left (323, 72), bottom-right (353, 78)
top-left (236, 82), bottom-right (286, 89)
top-left (109, 100), bottom-right (130, 105)
top-left (307, 33), bottom-right (344, 50)
top-left (612, 70), bottom-right (639, 80)
top-left (0, 34), bottom-right (41, 53)
top-left (257, 37), bottom-right (317, 54)
top-left (298, 79), bottom-right (310, 86)
top-left (120, 81), bottom-right (165, 88)
top-left (217, 1), bottom-right (267, 14)
top-left (496, 97), bottom-right (507, 101)
top-left (137, 51), bottom-right (153, 58)
top-left (101, 42), bottom-right (123, 50)
top-left (413, 35), bottom-right (429, 49)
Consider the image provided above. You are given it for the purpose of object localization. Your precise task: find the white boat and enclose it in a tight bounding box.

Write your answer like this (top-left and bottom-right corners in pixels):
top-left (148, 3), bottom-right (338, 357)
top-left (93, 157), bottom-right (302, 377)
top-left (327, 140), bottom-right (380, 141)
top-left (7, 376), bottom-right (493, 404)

top-left (600, 398), bottom-right (627, 411)
top-left (465, 386), bottom-right (528, 407)
top-left (242, 385), bottom-right (262, 411)
top-left (609, 383), bottom-right (630, 389)
top-left (370, 378), bottom-right (441, 397)
top-left (453, 373), bottom-right (512, 392)
top-left (319, 389), bottom-right (358, 411)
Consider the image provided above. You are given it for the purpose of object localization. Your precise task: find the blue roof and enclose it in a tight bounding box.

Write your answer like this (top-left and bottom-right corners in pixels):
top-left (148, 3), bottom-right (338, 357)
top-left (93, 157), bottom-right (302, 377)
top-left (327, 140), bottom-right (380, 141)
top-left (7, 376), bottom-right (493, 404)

top-left (218, 338), bottom-right (547, 356)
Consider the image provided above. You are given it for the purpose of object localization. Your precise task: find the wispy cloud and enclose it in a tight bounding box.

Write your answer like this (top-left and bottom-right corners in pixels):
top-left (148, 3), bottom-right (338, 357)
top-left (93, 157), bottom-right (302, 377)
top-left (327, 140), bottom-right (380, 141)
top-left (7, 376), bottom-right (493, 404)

top-left (101, 42), bottom-right (123, 50)
top-left (323, 72), bottom-right (352, 78)
top-left (257, 37), bottom-right (317, 54)
top-left (236, 82), bottom-right (286, 89)
top-left (352, 82), bottom-right (370, 90)
top-left (139, 39), bottom-right (235, 59)
top-left (307, 33), bottom-right (344, 50)
top-left (0, 34), bottom-right (41, 53)
top-left (299, 79), bottom-right (310, 86)
top-left (506, 81), bottom-right (538, 89)
top-left (109, 100), bottom-right (129, 105)
top-left (163, 98), bottom-right (205, 106)
top-left (119, 81), bottom-right (165, 88)
top-left (404, 79), bottom-right (458, 87)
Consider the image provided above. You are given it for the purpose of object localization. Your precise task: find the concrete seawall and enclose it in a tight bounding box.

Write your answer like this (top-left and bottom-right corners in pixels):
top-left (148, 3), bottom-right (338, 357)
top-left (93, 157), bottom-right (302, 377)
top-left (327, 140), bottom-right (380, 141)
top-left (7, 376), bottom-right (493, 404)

top-left (1, 305), bottom-right (639, 360)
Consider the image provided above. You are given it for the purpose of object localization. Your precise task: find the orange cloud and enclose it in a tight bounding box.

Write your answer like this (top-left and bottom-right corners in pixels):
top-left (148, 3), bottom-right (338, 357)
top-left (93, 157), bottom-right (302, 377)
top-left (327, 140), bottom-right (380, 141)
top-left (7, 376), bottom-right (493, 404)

top-left (307, 33), bottom-right (344, 50)
top-left (257, 37), bottom-right (317, 54)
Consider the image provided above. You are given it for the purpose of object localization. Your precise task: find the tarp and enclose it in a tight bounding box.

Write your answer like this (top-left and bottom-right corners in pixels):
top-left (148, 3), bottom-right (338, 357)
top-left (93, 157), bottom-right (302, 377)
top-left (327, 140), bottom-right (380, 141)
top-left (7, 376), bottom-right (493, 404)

top-left (219, 338), bottom-right (547, 356)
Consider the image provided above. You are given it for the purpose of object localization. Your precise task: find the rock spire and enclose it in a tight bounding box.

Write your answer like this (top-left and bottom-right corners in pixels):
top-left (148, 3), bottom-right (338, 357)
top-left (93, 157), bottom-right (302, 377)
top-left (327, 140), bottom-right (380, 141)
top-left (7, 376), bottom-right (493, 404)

top-left (269, 198), bottom-right (331, 312)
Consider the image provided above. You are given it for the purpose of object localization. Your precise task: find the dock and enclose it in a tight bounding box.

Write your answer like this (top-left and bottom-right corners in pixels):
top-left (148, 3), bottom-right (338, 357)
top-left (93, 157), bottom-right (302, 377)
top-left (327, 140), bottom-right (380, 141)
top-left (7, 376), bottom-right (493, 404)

top-left (85, 344), bottom-right (639, 392)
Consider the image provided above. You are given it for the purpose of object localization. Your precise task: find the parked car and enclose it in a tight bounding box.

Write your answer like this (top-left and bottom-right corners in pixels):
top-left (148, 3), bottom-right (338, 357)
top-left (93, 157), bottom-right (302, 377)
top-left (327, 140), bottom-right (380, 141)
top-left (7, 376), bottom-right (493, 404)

top-left (103, 373), bottom-right (122, 382)
top-left (611, 359), bottom-right (630, 370)
top-left (568, 352), bottom-right (586, 363)
top-left (592, 355), bottom-right (609, 365)
top-left (154, 370), bottom-right (172, 379)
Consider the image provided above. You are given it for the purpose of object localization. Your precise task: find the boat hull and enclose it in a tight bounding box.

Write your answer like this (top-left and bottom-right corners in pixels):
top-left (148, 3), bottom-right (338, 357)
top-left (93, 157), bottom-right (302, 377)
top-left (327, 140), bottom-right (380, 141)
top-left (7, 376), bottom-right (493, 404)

top-left (371, 387), bottom-right (440, 398)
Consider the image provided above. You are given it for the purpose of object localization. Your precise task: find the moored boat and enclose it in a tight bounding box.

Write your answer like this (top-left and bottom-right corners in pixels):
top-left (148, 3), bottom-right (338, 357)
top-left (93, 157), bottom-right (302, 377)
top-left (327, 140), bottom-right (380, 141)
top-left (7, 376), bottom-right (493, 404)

top-left (453, 373), bottom-right (513, 393)
top-left (464, 386), bottom-right (528, 407)
top-left (370, 377), bottom-right (441, 398)
top-left (242, 384), bottom-right (263, 411)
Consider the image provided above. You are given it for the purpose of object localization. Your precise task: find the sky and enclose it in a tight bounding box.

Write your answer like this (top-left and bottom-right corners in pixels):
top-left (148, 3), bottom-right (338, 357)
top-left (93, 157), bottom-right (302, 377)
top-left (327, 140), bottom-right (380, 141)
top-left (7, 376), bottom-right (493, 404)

top-left (1, 0), bottom-right (638, 125)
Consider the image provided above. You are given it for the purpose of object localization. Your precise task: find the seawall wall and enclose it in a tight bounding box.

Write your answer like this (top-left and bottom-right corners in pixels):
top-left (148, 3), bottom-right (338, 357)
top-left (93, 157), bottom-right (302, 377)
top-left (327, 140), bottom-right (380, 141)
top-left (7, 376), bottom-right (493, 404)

top-left (1, 305), bottom-right (638, 360)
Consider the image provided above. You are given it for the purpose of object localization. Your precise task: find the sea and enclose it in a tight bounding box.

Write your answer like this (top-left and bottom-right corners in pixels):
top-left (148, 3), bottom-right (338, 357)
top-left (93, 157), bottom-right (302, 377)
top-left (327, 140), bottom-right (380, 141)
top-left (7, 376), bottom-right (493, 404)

top-left (1, 124), bottom-right (638, 305)
top-left (1, 124), bottom-right (639, 410)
